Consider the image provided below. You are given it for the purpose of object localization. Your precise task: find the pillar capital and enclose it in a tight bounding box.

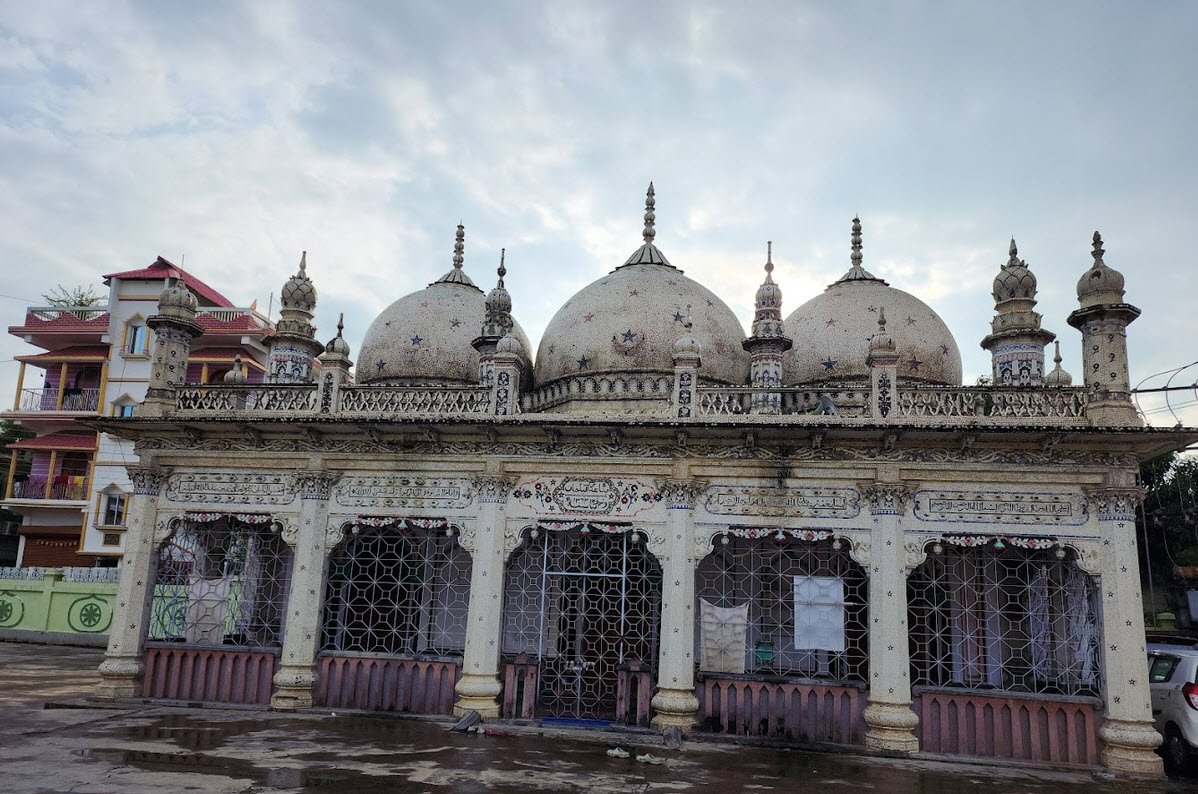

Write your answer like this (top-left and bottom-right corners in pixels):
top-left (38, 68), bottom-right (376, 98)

top-left (296, 471), bottom-right (341, 501)
top-left (857, 482), bottom-right (914, 516)
top-left (655, 478), bottom-right (708, 510)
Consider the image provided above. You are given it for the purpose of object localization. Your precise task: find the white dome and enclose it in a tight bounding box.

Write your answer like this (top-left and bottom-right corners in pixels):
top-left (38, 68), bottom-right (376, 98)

top-left (535, 262), bottom-right (749, 386)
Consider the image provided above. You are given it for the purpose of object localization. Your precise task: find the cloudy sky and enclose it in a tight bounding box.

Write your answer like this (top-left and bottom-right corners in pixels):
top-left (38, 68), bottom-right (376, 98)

top-left (1, 1), bottom-right (1195, 424)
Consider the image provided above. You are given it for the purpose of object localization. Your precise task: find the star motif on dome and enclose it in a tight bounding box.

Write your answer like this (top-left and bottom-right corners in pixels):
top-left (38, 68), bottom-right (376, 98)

top-left (629, 289), bottom-right (640, 297)
top-left (821, 357), bottom-right (838, 371)
top-left (706, 298), bottom-right (715, 307)
top-left (907, 356), bottom-right (922, 372)
top-left (825, 318), bottom-right (838, 328)
top-left (420, 301), bottom-right (429, 308)
top-left (621, 329), bottom-right (637, 343)
top-left (376, 360), bottom-right (386, 372)
top-left (667, 279), bottom-right (677, 286)
top-left (673, 312), bottom-right (685, 323)
top-left (583, 313), bottom-right (594, 323)
top-left (867, 306), bottom-right (878, 314)
top-left (940, 343), bottom-right (949, 355)
top-left (450, 318), bottom-right (461, 328)
top-left (906, 315), bottom-right (916, 326)
top-left (577, 356), bottom-right (590, 371)
top-left (411, 335), bottom-right (423, 346)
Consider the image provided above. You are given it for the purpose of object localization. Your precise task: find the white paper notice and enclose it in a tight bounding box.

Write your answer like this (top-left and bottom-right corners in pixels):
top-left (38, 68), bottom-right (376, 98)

top-left (793, 576), bottom-right (845, 652)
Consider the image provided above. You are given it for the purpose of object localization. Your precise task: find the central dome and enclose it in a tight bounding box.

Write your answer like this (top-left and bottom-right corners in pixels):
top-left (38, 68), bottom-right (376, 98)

top-left (534, 185), bottom-right (749, 386)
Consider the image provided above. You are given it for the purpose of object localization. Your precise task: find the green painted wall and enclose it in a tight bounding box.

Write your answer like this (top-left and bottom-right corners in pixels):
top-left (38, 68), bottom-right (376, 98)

top-left (0, 570), bottom-right (117, 636)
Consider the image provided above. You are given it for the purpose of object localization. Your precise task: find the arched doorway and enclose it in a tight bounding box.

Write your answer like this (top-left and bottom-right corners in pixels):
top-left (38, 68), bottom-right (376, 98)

top-left (502, 525), bottom-right (662, 723)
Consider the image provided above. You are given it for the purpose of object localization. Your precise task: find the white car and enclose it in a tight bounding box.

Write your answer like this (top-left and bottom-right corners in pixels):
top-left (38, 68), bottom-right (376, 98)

top-left (1147, 641), bottom-right (1198, 771)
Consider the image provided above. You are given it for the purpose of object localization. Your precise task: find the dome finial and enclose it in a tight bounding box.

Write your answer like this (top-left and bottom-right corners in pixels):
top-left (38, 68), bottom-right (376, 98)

top-left (764, 240), bottom-right (774, 281)
top-left (877, 306), bottom-right (887, 334)
top-left (299, 250), bottom-right (308, 274)
top-left (453, 224), bottom-right (465, 270)
top-left (336, 312), bottom-right (344, 337)
top-left (1053, 339), bottom-right (1062, 367)
top-left (851, 216), bottom-right (863, 269)
top-left (642, 182), bottom-right (656, 244)
top-left (497, 247), bottom-right (506, 289)
top-left (1091, 230), bottom-right (1105, 267)
top-left (1007, 237), bottom-right (1019, 267)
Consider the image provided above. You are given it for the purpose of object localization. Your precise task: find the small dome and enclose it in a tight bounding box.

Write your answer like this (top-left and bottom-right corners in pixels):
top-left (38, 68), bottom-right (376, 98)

top-left (496, 334), bottom-right (523, 355)
top-left (782, 218), bottom-right (961, 386)
top-left (324, 314), bottom-right (351, 357)
top-left (993, 239), bottom-right (1038, 303)
top-left (358, 227), bottom-right (531, 384)
top-left (1076, 231), bottom-right (1126, 307)
top-left (157, 278), bottom-right (197, 315)
top-left (673, 320), bottom-right (702, 357)
top-left (1044, 341), bottom-right (1073, 387)
top-left (281, 252), bottom-right (317, 312)
top-left (223, 355), bottom-right (248, 384)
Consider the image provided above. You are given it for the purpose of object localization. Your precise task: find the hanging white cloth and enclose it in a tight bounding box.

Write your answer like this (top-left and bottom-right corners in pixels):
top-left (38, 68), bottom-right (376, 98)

top-left (186, 575), bottom-right (230, 645)
top-left (1028, 565), bottom-right (1050, 680)
top-left (1065, 566), bottom-right (1097, 686)
top-left (699, 598), bottom-right (749, 674)
top-left (793, 576), bottom-right (846, 652)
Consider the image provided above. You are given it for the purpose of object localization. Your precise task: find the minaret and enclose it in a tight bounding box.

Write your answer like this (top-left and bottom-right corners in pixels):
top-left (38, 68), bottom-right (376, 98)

top-left (980, 238), bottom-right (1056, 386)
top-left (142, 278), bottom-right (203, 417)
top-left (742, 242), bottom-right (793, 413)
top-left (867, 308), bottom-right (900, 418)
top-left (1067, 232), bottom-right (1141, 425)
top-left (266, 252), bottom-right (323, 384)
top-left (472, 249), bottom-right (514, 386)
top-left (315, 313), bottom-right (354, 413)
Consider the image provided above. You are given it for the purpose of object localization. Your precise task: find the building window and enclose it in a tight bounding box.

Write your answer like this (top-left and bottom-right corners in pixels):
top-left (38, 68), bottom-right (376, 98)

top-left (98, 492), bottom-right (128, 527)
top-left (114, 403), bottom-right (136, 417)
top-left (123, 322), bottom-right (149, 356)
top-left (102, 532), bottom-right (122, 547)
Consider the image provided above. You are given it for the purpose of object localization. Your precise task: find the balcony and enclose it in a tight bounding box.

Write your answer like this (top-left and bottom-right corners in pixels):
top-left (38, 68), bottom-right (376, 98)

top-left (8, 476), bottom-right (88, 502)
top-left (15, 387), bottom-right (100, 414)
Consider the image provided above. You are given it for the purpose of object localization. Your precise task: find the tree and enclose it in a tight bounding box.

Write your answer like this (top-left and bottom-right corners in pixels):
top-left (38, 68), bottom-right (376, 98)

top-left (1138, 452), bottom-right (1198, 622)
top-left (42, 284), bottom-right (103, 307)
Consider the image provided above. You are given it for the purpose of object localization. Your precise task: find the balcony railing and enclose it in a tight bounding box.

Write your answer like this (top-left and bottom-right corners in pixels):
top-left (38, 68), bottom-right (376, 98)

top-left (15, 387), bottom-right (100, 413)
top-left (25, 305), bottom-right (110, 322)
top-left (8, 476), bottom-right (88, 501)
top-left (895, 386), bottom-right (1087, 421)
top-left (697, 387), bottom-right (872, 418)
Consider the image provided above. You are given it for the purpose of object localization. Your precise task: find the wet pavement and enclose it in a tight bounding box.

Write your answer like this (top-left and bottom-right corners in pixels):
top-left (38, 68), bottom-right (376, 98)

top-left (2, 642), bottom-right (1198, 793)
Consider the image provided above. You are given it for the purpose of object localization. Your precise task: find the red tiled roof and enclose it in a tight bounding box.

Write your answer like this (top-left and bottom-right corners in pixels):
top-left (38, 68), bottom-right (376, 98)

top-left (16, 345), bottom-right (110, 364)
top-left (196, 313), bottom-right (268, 333)
top-left (9, 311), bottom-right (110, 335)
top-left (188, 347), bottom-right (263, 364)
top-left (105, 256), bottom-right (233, 308)
top-left (10, 432), bottom-right (97, 451)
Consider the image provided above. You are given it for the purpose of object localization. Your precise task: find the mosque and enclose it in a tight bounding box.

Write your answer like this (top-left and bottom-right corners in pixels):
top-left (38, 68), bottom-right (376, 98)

top-left (91, 185), bottom-right (1195, 778)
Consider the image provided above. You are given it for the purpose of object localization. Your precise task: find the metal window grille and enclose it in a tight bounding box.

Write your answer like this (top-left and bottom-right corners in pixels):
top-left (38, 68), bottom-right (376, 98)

top-left (320, 525), bottom-right (472, 656)
top-left (695, 536), bottom-right (868, 683)
top-left (502, 526), bottom-right (663, 719)
top-left (907, 546), bottom-right (1103, 697)
top-left (147, 516), bottom-right (293, 649)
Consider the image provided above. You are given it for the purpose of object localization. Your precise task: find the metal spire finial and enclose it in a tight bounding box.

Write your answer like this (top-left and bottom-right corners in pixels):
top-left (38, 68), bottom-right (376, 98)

top-left (1007, 237), bottom-right (1019, 267)
top-left (1091, 231), bottom-right (1105, 266)
top-left (877, 306), bottom-right (887, 334)
top-left (683, 303), bottom-right (692, 332)
top-left (1053, 339), bottom-right (1062, 367)
top-left (299, 250), bottom-right (307, 274)
top-left (764, 241), bottom-right (774, 281)
top-left (642, 182), bottom-right (656, 244)
top-left (336, 312), bottom-right (344, 337)
top-left (851, 216), bottom-right (863, 268)
top-left (453, 224), bottom-right (465, 270)
top-left (497, 248), bottom-right (506, 288)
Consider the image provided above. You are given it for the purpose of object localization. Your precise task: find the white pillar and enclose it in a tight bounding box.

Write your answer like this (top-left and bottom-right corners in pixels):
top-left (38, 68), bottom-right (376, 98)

top-left (651, 479), bottom-right (705, 732)
top-left (1092, 486), bottom-right (1163, 778)
top-left (860, 483), bottom-right (920, 753)
top-left (95, 464), bottom-right (166, 699)
top-left (454, 475), bottom-right (514, 718)
top-left (271, 471), bottom-right (339, 710)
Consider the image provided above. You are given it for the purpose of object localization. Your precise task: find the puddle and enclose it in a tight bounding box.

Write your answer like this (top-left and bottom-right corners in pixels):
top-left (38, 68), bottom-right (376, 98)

top-left (81, 748), bottom-right (395, 790)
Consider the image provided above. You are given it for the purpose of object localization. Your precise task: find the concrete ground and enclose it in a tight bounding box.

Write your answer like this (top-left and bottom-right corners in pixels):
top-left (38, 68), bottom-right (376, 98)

top-left (1, 642), bottom-right (1195, 793)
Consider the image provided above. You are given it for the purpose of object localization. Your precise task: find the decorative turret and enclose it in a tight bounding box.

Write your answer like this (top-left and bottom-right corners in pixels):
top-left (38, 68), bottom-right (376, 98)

top-left (142, 278), bottom-right (203, 417)
top-left (491, 332), bottom-right (524, 415)
top-left (671, 309), bottom-right (701, 418)
top-left (1067, 231), bottom-right (1141, 425)
top-left (980, 238), bottom-right (1056, 385)
top-left (267, 252), bottom-right (324, 384)
top-left (473, 249), bottom-right (517, 387)
top-left (315, 314), bottom-right (353, 412)
top-left (1044, 341), bottom-right (1073, 387)
top-left (867, 308), bottom-right (900, 418)
top-left (743, 242), bottom-right (792, 413)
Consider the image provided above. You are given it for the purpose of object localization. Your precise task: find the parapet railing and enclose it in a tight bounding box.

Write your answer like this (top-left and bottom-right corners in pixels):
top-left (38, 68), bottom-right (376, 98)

top-left (166, 381), bottom-right (1091, 425)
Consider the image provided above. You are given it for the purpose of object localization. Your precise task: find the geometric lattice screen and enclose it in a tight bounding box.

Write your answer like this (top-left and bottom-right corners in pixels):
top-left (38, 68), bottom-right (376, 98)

top-left (908, 545), bottom-right (1103, 697)
top-left (503, 526), bottom-right (662, 719)
top-left (147, 516), bottom-right (293, 650)
top-left (321, 527), bottom-right (471, 656)
top-left (695, 536), bottom-right (869, 684)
